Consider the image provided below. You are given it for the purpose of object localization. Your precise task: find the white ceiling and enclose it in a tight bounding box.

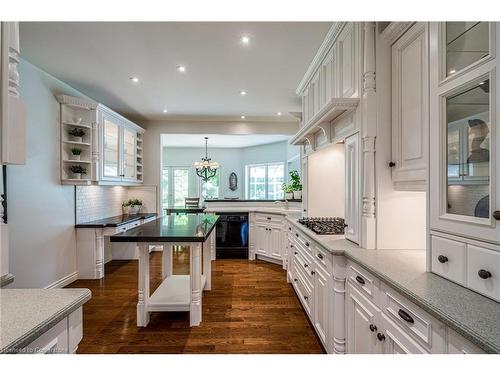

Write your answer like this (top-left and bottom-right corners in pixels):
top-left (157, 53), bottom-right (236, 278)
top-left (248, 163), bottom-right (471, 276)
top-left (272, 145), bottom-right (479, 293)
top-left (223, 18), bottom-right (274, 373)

top-left (19, 22), bottom-right (331, 122)
top-left (161, 134), bottom-right (290, 148)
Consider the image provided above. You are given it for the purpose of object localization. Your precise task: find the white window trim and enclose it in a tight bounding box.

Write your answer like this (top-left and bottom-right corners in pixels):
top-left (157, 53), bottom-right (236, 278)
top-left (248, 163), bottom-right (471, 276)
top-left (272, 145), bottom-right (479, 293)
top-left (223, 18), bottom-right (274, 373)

top-left (245, 161), bottom-right (285, 200)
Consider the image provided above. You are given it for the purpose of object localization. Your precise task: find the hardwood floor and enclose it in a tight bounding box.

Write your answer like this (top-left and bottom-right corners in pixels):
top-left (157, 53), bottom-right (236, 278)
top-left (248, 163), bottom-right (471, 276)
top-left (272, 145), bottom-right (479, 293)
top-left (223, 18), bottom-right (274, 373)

top-left (67, 249), bottom-right (324, 354)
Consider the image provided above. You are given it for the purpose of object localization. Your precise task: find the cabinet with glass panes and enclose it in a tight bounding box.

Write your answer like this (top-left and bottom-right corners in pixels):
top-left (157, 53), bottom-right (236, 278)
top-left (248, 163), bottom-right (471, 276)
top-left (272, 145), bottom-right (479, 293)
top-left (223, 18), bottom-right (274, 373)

top-left (429, 22), bottom-right (500, 302)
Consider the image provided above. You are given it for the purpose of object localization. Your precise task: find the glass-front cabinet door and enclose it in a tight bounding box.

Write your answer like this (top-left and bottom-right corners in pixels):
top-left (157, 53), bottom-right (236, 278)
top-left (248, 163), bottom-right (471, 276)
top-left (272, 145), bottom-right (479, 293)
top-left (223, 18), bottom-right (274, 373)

top-left (430, 22), bottom-right (499, 244)
top-left (102, 118), bottom-right (121, 180)
top-left (122, 128), bottom-right (136, 181)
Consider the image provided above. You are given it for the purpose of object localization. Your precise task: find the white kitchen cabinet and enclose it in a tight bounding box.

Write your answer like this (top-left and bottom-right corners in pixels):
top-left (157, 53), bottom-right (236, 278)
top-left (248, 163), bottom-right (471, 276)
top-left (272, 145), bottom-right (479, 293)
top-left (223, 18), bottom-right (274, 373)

top-left (447, 329), bottom-right (485, 354)
top-left (390, 22), bottom-right (428, 191)
top-left (346, 282), bottom-right (383, 354)
top-left (0, 22), bottom-right (26, 165)
top-left (313, 265), bottom-right (330, 347)
top-left (98, 105), bottom-right (143, 184)
top-left (344, 132), bottom-right (360, 244)
top-left (429, 22), bottom-right (499, 246)
top-left (253, 215), bottom-right (283, 262)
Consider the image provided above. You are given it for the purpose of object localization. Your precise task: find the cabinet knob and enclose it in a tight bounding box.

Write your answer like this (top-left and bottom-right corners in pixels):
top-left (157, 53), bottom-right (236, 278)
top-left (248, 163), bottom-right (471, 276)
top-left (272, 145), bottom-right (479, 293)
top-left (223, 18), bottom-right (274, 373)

top-left (305, 242), bottom-right (310, 247)
top-left (355, 275), bottom-right (365, 285)
top-left (294, 251), bottom-right (297, 255)
top-left (311, 270), bottom-right (315, 276)
top-left (369, 324), bottom-right (377, 332)
top-left (493, 211), bottom-right (500, 220)
top-left (389, 162), bottom-right (396, 168)
top-left (296, 233), bottom-right (299, 237)
top-left (267, 217), bottom-right (271, 220)
top-left (478, 269), bottom-right (492, 279)
top-left (294, 278), bottom-right (298, 282)
top-left (437, 255), bottom-right (448, 264)
top-left (304, 264), bottom-right (309, 268)
top-left (377, 333), bottom-right (386, 342)
top-left (398, 309), bottom-right (414, 324)
top-left (317, 253), bottom-right (324, 260)
top-left (304, 296), bottom-right (308, 300)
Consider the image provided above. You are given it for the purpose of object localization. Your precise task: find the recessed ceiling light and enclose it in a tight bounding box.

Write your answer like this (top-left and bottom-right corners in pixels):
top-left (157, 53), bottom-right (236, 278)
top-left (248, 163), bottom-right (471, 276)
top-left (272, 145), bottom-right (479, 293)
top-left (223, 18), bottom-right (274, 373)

top-left (240, 90), bottom-right (247, 96)
top-left (449, 69), bottom-right (456, 74)
top-left (177, 65), bottom-right (186, 73)
top-left (163, 109), bottom-right (168, 113)
top-left (241, 115), bottom-right (246, 119)
top-left (277, 112), bottom-right (282, 116)
top-left (241, 35), bottom-right (250, 45)
top-left (130, 76), bottom-right (139, 83)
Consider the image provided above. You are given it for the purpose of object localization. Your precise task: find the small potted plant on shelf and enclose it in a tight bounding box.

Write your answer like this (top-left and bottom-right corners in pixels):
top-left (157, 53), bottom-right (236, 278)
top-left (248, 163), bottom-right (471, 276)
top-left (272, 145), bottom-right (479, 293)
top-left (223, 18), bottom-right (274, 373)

top-left (68, 128), bottom-right (85, 143)
top-left (289, 170), bottom-right (302, 199)
top-left (122, 198), bottom-right (143, 214)
top-left (282, 183), bottom-right (294, 200)
top-left (69, 165), bottom-right (87, 180)
top-left (70, 148), bottom-right (82, 161)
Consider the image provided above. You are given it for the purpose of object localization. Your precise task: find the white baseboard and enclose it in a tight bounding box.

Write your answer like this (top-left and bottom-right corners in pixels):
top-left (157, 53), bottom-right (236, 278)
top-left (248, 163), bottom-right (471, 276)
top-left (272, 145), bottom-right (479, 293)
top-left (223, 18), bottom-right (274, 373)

top-left (45, 271), bottom-right (78, 289)
top-left (255, 254), bottom-right (283, 266)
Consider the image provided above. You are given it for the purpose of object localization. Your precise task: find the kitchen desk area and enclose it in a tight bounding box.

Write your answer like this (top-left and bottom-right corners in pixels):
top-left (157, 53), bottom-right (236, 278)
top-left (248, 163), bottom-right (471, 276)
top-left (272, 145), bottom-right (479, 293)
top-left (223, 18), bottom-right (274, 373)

top-left (110, 214), bottom-right (219, 327)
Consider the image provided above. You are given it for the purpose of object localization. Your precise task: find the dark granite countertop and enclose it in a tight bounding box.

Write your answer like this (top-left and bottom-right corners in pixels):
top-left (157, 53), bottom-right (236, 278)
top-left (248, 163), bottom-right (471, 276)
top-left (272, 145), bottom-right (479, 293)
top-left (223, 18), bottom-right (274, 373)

top-left (204, 199), bottom-right (302, 203)
top-left (75, 213), bottom-right (157, 228)
top-left (110, 214), bottom-right (219, 243)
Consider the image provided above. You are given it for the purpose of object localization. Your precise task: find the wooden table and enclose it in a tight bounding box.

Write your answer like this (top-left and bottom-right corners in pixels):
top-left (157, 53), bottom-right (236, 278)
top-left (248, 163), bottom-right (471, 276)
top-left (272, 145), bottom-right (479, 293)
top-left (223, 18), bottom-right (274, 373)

top-left (110, 214), bottom-right (219, 327)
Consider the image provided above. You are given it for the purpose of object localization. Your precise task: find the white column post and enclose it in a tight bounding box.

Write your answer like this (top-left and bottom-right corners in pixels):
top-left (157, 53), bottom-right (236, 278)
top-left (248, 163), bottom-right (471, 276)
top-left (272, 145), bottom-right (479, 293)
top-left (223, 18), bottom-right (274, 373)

top-left (332, 256), bottom-right (347, 354)
top-left (361, 21), bottom-right (377, 249)
top-left (137, 243), bottom-right (150, 327)
top-left (161, 244), bottom-right (173, 279)
top-left (203, 236), bottom-right (212, 291)
top-left (189, 242), bottom-right (202, 326)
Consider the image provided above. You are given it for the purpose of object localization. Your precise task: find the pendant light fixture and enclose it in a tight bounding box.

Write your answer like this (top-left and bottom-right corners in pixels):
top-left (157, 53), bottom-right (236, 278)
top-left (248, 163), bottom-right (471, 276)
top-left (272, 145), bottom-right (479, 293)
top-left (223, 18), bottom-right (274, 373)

top-left (194, 137), bottom-right (219, 182)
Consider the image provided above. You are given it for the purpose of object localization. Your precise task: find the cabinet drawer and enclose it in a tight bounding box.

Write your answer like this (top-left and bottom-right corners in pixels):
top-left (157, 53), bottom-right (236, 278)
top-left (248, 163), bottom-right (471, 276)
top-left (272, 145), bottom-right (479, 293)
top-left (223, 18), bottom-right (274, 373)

top-left (255, 213), bottom-right (282, 225)
top-left (467, 245), bottom-right (500, 302)
top-left (293, 267), bottom-right (313, 317)
top-left (347, 263), bottom-right (379, 302)
top-left (381, 286), bottom-right (446, 352)
top-left (293, 253), bottom-right (314, 289)
top-left (293, 230), bottom-right (313, 255)
top-left (431, 235), bottom-right (466, 285)
top-left (313, 244), bottom-right (332, 274)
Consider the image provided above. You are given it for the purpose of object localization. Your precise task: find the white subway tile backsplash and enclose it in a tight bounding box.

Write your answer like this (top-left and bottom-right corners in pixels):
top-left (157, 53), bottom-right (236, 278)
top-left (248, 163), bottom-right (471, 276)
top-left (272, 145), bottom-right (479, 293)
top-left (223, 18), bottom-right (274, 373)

top-left (75, 186), bottom-right (128, 223)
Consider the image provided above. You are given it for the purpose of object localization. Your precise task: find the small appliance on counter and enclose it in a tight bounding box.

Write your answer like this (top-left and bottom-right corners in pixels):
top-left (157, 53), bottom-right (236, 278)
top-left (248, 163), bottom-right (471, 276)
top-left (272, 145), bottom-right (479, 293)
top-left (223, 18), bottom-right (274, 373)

top-left (298, 217), bottom-right (346, 235)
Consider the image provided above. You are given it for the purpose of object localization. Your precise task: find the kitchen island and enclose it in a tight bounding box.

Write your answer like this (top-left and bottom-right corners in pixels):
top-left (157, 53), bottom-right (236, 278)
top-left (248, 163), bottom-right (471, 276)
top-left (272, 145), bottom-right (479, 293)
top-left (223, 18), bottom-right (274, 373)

top-left (110, 214), bottom-right (218, 327)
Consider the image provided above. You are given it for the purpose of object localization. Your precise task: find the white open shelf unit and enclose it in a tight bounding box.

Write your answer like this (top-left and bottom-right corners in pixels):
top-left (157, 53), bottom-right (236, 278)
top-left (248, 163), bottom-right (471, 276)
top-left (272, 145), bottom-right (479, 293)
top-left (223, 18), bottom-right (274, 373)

top-left (136, 132), bottom-right (143, 182)
top-left (57, 95), bottom-right (98, 185)
top-left (148, 275), bottom-right (207, 312)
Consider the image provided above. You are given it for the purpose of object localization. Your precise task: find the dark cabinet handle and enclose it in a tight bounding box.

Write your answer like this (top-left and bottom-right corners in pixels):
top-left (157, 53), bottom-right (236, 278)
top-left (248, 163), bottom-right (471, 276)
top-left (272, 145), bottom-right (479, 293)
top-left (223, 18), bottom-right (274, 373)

top-left (493, 211), bottom-right (500, 220)
top-left (317, 253), bottom-right (324, 260)
top-left (267, 217), bottom-right (271, 220)
top-left (438, 255), bottom-right (448, 264)
top-left (304, 296), bottom-right (308, 300)
top-left (294, 278), bottom-right (297, 282)
top-left (355, 275), bottom-right (365, 285)
top-left (377, 333), bottom-right (386, 341)
top-left (290, 244), bottom-right (294, 248)
top-left (304, 264), bottom-right (309, 268)
top-left (289, 227), bottom-right (291, 230)
top-left (305, 242), bottom-right (310, 247)
top-left (369, 324), bottom-right (377, 332)
top-left (478, 269), bottom-right (492, 279)
top-left (389, 162), bottom-right (396, 168)
top-left (294, 251), bottom-right (297, 255)
top-left (398, 309), bottom-right (414, 324)
top-left (311, 270), bottom-right (315, 276)
top-left (296, 233), bottom-right (299, 237)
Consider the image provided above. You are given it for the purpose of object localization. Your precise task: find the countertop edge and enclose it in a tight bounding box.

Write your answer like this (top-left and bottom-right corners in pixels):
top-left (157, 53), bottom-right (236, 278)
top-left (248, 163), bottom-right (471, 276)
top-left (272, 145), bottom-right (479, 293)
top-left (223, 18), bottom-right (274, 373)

top-left (0, 274), bottom-right (14, 288)
top-left (285, 216), bottom-right (499, 354)
top-left (0, 289), bottom-right (92, 354)
top-left (75, 213), bottom-right (157, 228)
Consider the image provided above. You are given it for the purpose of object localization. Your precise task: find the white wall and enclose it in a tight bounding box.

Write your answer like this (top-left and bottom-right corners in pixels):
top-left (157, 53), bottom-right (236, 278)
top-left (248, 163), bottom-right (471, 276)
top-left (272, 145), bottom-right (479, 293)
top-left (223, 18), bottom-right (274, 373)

top-left (7, 60), bottom-right (91, 288)
top-left (162, 140), bottom-right (300, 200)
top-left (307, 143), bottom-right (345, 217)
top-left (143, 120), bottom-right (299, 211)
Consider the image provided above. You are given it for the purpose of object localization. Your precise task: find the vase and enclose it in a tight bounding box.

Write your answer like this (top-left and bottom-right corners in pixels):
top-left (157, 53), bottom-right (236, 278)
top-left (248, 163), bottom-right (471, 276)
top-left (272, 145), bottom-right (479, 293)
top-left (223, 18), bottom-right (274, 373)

top-left (70, 154), bottom-right (81, 161)
top-left (293, 191), bottom-right (302, 199)
top-left (72, 173), bottom-right (82, 180)
top-left (285, 192), bottom-right (293, 200)
top-left (71, 136), bottom-right (83, 143)
top-left (129, 205), bottom-right (142, 214)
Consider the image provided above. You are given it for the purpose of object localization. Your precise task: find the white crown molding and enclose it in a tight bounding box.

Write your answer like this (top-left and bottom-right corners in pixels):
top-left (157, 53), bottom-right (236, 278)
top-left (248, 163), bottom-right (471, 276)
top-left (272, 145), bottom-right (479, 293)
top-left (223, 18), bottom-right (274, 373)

top-left (380, 22), bottom-right (415, 45)
top-left (296, 22), bottom-right (347, 95)
top-left (55, 94), bottom-right (97, 110)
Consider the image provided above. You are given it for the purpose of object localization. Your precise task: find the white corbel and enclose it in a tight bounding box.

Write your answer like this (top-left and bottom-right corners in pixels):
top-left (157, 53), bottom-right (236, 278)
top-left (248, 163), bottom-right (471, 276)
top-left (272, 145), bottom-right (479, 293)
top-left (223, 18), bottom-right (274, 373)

top-left (304, 135), bottom-right (315, 152)
top-left (317, 123), bottom-right (332, 144)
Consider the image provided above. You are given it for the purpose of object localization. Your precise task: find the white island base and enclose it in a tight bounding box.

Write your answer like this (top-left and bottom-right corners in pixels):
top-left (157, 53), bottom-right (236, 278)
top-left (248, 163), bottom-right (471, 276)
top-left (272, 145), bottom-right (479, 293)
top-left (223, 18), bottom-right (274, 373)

top-left (136, 231), bottom-right (215, 327)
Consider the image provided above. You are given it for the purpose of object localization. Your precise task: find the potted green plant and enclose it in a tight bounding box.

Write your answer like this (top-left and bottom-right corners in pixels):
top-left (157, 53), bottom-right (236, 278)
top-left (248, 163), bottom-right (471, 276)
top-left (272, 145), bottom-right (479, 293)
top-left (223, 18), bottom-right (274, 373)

top-left (123, 198), bottom-right (143, 214)
top-left (70, 148), bottom-right (82, 161)
top-left (68, 128), bottom-right (85, 143)
top-left (289, 170), bottom-right (302, 199)
top-left (282, 183), bottom-right (294, 200)
top-left (69, 165), bottom-right (87, 179)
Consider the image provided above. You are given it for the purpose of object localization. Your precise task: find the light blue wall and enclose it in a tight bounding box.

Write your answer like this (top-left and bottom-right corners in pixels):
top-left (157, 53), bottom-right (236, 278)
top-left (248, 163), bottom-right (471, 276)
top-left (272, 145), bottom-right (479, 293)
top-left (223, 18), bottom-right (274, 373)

top-left (162, 140), bottom-right (301, 199)
top-left (8, 60), bottom-right (91, 288)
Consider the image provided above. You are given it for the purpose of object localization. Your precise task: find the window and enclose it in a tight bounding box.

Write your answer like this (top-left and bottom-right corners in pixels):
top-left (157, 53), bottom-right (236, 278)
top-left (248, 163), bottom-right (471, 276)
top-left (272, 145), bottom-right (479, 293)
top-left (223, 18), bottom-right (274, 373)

top-left (201, 170), bottom-right (220, 199)
top-left (173, 168), bottom-right (190, 207)
top-left (246, 163), bottom-right (285, 200)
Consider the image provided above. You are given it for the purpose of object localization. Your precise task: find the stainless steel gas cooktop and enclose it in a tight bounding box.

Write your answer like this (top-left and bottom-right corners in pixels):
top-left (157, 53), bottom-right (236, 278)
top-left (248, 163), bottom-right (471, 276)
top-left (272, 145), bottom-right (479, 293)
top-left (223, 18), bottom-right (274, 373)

top-left (297, 217), bottom-right (346, 235)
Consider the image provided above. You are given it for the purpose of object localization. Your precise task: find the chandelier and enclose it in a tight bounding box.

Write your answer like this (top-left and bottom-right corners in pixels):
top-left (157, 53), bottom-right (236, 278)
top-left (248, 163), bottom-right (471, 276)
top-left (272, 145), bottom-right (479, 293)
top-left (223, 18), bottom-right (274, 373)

top-left (194, 137), bottom-right (219, 182)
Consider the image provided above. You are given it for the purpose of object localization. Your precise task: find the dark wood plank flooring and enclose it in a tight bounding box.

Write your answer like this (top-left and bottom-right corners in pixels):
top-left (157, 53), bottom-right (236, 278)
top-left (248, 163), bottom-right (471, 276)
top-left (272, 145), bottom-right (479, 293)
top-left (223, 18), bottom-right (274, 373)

top-left (67, 249), bottom-right (323, 354)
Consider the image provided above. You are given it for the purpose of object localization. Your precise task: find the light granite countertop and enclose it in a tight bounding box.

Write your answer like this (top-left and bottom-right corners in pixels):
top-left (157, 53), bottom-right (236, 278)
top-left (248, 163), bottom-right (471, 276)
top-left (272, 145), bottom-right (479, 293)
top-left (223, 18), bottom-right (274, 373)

top-left (286, 216), bottom-right (500, 353)
top-left (0, 274), bottom-right (14, 288)
top-left (0, 288), bottom-right (91, 353)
